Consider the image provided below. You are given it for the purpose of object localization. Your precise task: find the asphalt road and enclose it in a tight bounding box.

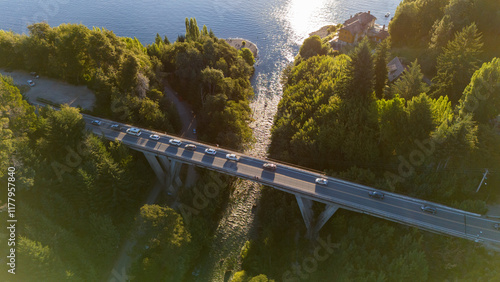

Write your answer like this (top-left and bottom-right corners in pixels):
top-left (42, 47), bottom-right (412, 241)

top-left (83, 115), bottom-right (500, 245)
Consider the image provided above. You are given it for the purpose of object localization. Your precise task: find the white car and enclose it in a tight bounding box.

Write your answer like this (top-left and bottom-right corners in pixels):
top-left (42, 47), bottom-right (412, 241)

top-left (169, 139), bottom-right (182, 146)
top-left (315, 178), bottom-right (328, 185)
top-left (226, 154), bottom-right (239, 161)
top-left (126, 128), bottom-right (141, 136)
top-left (205, 148), bottom-right (217, 155)
top-left (27, 80), bottom-right (35, 87)
top-left (149, 134), bottom-right (160, 141)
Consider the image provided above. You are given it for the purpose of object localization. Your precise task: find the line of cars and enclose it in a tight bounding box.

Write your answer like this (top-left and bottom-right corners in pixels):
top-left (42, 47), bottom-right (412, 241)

top-left (314, 176), bottom-right (442, 215)
top-left (93, 119), bottom-right (499, 223)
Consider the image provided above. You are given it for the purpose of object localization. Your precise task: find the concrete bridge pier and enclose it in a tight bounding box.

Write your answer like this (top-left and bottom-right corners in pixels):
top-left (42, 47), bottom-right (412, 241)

top-left (143, 152), bottom-right (183, 195)
top-left (296, 195), bottom-right (314, 232)
top-left (158, 155), bottom-right (182, 195)
top-left (295, 195), bottom-right (340, 239)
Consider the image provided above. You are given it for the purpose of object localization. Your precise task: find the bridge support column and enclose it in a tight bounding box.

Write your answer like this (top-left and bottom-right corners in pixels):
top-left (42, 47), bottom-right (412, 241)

top-left (143, 152), bottom-right (166, 184)
top-left (296, 195), bottom-right (314, 232)
top-left (144, 153), bottom-right (183, 195)
top-left (295, 195), bottom-right (340, 239)
top-left (157, 155), bottom-right (183, 195)
top-left (312, 204), bottom-right (339, 236)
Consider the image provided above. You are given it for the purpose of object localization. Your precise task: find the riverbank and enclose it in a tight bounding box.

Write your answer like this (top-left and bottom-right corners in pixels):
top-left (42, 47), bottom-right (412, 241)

top-left (224, 38), bottom-right (258, 58)
top-left (309, 24), bottom-right (337, 39)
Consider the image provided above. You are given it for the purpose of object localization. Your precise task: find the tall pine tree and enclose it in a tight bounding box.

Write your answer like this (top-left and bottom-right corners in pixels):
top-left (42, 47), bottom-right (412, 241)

top-left (391, 59), bottom-right (429, 100)
top-left (374, 39), bottom-right (390, 99)
top-left (432, 23), bottom-right (483, 104)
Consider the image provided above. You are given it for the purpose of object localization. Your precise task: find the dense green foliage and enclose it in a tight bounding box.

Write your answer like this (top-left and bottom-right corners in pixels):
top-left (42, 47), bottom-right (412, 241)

top-left (148, 17), bottom-right (255, 149)
top-left (0, 75), bottom-right (153, 281)
top-left (130, 204), bottom-right (193, 281)
top-left (0, 22), bottom-right (179, 134)
top-left (389, 0), bottom-right (499, 97)
top-left (374, 39), bottom-right (390, 98)
top-left (296, 35), bottom-right (330, 64)
top-left (0, 18), bottom-right (255, 149)
top-left (390, 59), bottom-right (429, 100)
top-left (244, 11), bottom-right (500, 279)
top-left (431, 23), bottom-right (484, 104)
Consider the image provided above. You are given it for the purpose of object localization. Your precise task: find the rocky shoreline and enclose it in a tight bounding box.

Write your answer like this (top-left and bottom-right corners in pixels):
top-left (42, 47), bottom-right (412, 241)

top-left (309, 24), bottom-right (338, 39)
top-left (224, 38), bottom-right (259, 58)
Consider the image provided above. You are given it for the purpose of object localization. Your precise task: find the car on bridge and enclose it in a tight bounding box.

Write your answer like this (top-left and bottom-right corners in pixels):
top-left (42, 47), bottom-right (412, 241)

top-left (205, 148), bottom-right (217, 155)
top-left (149, 134), bottom-right (160, 141)
top-left (494, 223), bottom-right (499, 230)
top-left (110, 124), bottom-right (122, 131)
top-left (185, 144), bottom-right (196, 151)
top-left (169, 139), bottom-right (182, 146)
top-left (226, 154), bottom-right (239, 161)
top-left (315, 178), bottom-right (328, 185)
top-left (263, 163), bottom-right (277, 171)
top-left (126, 128), bottom-right (142, 136)
top-left (421, 205), bottom-right (437, 215)
top-left (91, 120), bottom-right (102, 126)
top-left (368, 190), bottom-right (385, 199)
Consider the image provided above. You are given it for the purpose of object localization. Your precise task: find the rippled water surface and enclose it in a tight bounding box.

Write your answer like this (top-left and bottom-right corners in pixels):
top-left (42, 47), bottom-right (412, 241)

top-left (1, 0), bottom-right (401, 153)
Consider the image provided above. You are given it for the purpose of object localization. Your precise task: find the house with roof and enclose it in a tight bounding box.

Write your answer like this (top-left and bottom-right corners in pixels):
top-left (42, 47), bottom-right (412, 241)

top-left (370, 24), bottom-right (389, 42)
top-left (387, 57), bottom-right (406, 82)
top-left (338, 11), bottom-right (376, 44)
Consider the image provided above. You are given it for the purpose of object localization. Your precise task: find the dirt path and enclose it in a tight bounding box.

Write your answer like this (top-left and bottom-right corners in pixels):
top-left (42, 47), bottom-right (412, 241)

top-left (106, 181), bottom-right (163, 282)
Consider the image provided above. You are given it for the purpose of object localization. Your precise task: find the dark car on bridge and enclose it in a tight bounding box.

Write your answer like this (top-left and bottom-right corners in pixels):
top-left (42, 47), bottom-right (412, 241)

top-left (368, 190), bottom-right (384, 199)
top-left (110, 124), bottom-right (122, 131)
top-left (421, 205), bottom-right (437, 215)
top-left (185, 144), bottom-right (196, 151)
top-left (263, 163), bottom-right (277, 171)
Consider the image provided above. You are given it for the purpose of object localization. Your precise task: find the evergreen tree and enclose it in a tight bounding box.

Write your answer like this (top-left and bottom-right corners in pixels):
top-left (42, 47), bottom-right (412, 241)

top-left (429, 15), bottom-right (454, 51)
top-left (374, 39), bottom-right (390, 99)
top-left (432, 23), bottom-right (483, 104)
top-left (459, 57), bottom-right (500, 123)
top-left (344, 38), bottom-right (374, 102)
top-left (391, 59), bottom-right (429, 100)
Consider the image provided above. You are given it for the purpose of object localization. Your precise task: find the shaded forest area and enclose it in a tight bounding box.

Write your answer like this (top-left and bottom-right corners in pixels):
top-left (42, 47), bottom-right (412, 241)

top-left (237, 0), bottom-right (500, 281)
top-left (0, 75), bottom-right (153, 280)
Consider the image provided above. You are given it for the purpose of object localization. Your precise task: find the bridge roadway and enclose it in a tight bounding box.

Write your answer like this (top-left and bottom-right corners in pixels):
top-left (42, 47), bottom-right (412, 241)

top-left (82, 114), bottom-right (500, 244)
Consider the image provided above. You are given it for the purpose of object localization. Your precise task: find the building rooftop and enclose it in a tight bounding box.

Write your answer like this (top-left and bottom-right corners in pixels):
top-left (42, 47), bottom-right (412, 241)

top-left (387, 57), bottom-right (406, 82)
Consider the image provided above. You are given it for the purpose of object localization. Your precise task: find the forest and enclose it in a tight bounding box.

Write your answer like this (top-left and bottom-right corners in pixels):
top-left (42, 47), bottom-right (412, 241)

top-left (0, 18), bottom-right (254, 281)
top-left (236, 0), bottom-right (500, 280)
top-left (0, 74), bottom-right (154, 280)
top-left (0, 18), bottom-right (255, 149)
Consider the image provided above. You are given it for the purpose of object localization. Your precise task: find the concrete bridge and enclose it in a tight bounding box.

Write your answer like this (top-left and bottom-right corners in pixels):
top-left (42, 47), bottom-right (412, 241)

top-left (83, 114), bottom-right (500, 243)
